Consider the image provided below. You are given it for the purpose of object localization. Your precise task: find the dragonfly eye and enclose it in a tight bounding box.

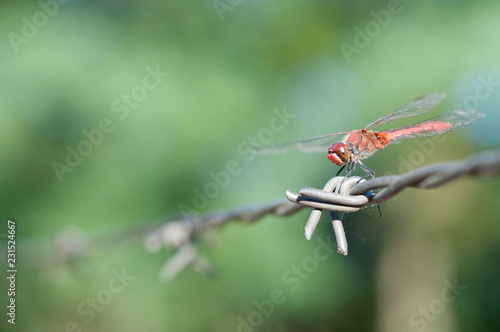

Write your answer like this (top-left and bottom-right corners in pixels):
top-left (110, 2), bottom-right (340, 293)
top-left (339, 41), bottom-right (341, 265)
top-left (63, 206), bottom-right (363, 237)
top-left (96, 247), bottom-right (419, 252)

top-left (327, 142), bottom-right (350, 166)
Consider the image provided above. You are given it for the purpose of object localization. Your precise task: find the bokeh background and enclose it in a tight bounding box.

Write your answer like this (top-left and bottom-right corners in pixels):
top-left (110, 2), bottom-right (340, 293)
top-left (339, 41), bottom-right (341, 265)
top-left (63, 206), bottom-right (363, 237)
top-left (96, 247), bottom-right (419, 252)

top-left (1, 1), bottom-right (500, 331)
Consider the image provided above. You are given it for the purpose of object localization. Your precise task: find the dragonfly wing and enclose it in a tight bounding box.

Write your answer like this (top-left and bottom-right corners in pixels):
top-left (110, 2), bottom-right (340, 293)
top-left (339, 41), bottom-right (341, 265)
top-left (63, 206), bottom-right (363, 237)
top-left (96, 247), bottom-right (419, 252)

top-left (383, 110), bottom-right (485, 144)
top-left (254, 132), bottom-right (349, 154)
top-left (364, 93), bottom-right (447, 130)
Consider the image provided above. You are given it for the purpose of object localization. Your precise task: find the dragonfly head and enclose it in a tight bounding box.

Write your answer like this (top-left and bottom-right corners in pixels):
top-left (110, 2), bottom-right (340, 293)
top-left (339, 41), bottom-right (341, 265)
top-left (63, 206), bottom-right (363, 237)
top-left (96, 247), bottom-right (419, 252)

top-left (327, 142), bottom-right (350, 166)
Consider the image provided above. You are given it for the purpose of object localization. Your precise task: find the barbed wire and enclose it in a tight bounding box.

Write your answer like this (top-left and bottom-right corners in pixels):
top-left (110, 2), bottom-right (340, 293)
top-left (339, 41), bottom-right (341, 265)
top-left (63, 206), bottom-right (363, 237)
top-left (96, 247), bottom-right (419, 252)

top-left (287, 149), bottom-right (500, 255)
top-left (37, 149), bottom-right (500, 280)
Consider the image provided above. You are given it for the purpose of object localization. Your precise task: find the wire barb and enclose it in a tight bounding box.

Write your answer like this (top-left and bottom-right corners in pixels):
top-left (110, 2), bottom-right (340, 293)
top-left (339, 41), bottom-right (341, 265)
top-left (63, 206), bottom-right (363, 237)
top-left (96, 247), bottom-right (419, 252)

top-left (286, 149), bottom-right (500, 254)
top-left (287, 176), bottom-right (373, 255)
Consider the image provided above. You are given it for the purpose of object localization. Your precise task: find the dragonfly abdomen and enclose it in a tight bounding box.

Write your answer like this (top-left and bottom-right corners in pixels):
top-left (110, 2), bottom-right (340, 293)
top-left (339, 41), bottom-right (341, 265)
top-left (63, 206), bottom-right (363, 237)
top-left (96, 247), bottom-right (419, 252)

top-left (385, 121), bottom-right (453, 143)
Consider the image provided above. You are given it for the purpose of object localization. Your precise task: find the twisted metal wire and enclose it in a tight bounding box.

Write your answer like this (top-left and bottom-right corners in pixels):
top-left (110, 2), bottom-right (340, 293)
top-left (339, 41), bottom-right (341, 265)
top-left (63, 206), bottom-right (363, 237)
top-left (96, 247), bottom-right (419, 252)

top-left (289, 148), bottom-right (500, 209)
top-left (41, 149), bottom-right (500, 280)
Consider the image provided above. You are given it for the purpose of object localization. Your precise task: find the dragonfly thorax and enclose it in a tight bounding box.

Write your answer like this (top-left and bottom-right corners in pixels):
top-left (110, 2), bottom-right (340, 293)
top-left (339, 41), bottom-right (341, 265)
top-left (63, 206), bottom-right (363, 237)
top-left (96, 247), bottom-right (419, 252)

top-left (327, 142), bottom-right (351, 166)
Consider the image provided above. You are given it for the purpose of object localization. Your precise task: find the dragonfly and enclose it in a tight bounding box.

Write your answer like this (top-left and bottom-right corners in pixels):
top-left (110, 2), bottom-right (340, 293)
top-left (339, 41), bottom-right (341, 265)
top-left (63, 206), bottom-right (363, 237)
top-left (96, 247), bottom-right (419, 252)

top-left (255, 93), bottom-right (485, 178)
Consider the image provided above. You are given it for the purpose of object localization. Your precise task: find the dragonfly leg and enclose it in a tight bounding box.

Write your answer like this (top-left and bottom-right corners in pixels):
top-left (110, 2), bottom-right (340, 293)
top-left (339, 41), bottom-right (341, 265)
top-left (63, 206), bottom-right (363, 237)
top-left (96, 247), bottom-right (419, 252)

top-left (344, 161), bottom-right (356, 178)
top-left (357, 172), bottom-right (373, 183)
top-left (336, 164), bottom-right (346, 176)
top-left (356, 161), bottom-right (382, 217)
top-left (356, 161), bottom-right (376, 182)
top-left (338, 161), bottom-right (355, 191)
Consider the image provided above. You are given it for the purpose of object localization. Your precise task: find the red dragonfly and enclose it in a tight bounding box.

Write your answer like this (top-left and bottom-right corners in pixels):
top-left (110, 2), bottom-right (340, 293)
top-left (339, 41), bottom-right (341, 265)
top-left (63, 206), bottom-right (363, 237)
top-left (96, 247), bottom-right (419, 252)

top-left (255, 93), bottom-right (484, 177)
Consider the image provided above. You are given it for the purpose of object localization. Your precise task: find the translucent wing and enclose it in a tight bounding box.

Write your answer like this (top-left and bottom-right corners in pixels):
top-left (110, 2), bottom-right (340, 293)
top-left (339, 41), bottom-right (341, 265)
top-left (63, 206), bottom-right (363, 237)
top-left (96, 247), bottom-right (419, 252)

top-left (383, 110), bottom-right (485, 144)
top-left (254, 132), bottom-right (349, 154)
top-left (364, 93), bottom-right (447, 130)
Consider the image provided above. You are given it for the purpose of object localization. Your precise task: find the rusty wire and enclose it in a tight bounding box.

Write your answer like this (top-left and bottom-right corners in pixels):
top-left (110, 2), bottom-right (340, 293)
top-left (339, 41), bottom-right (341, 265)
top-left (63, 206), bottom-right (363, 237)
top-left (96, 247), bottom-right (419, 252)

top-left (41, 149), bottom-right (500, 281)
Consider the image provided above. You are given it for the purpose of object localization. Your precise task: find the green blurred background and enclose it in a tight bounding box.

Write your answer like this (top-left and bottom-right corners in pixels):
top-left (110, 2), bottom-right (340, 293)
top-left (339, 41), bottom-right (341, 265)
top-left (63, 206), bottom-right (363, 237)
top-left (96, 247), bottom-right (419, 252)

top-left (1, 0), bottom-right (500, 331)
